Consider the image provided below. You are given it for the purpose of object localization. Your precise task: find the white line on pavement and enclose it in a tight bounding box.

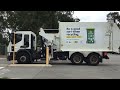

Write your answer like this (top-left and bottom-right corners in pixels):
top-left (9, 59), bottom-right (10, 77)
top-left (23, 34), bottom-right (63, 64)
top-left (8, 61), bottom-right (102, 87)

top-left (0, 67), bottom-right (4, 69)
top-left (0, 58), bottom-right (6, 60)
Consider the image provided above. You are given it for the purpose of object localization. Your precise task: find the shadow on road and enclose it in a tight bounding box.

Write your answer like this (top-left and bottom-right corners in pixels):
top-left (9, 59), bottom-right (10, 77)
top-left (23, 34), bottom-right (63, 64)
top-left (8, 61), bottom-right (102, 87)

top-left (6, 60), bottom-right (116, 66)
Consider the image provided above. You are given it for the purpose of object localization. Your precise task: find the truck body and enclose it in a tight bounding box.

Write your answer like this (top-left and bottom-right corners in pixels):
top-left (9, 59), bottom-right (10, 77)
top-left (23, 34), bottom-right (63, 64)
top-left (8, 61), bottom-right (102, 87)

top-left (59, 21), bottom-right (120, 54)
top-left (7, 19), bottom-right (120, 65)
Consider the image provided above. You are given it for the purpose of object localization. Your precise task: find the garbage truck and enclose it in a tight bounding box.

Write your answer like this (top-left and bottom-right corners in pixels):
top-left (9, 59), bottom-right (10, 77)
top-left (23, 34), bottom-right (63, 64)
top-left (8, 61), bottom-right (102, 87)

top-left (7, 18), bottom-right (120, 65)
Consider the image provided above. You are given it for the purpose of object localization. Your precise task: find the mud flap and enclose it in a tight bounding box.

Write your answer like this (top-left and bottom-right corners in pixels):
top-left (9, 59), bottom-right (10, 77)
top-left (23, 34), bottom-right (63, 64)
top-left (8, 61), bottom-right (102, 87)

top-left (104, 56), bottom-right (109, 59)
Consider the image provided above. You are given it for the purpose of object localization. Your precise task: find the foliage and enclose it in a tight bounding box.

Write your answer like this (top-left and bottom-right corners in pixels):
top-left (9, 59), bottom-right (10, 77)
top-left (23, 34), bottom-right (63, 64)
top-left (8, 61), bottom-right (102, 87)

top-left (0, 33), bottom-right (9, 46)
top-left (0, 11), bottom-right (75, 46)
top-left (0, 11), bottom-right (75, 35)
top-left (107, 12), bottom-right (120, 28)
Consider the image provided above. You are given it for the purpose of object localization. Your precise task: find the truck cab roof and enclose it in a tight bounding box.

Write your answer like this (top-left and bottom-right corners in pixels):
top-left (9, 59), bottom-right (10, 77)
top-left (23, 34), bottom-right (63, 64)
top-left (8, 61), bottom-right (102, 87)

top-left (12, 31), bottom-right (36, 36)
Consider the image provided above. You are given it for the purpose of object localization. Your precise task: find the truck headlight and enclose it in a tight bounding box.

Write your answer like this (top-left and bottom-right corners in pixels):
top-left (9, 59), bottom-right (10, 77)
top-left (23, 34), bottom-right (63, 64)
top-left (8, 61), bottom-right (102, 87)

top-left (7, 53), bottom-right (10, 56)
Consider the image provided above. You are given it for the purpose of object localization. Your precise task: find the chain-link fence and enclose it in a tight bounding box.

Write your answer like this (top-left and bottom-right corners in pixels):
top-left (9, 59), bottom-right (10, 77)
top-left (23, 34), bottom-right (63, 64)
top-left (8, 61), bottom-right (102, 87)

top-left (0, 44), bottom-right (7, 55)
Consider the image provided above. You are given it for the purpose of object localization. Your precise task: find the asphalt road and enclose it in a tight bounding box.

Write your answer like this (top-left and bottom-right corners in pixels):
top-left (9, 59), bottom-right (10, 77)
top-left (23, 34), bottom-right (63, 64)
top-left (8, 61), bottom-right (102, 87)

top-left (0, 54), bottom-right (120, 79)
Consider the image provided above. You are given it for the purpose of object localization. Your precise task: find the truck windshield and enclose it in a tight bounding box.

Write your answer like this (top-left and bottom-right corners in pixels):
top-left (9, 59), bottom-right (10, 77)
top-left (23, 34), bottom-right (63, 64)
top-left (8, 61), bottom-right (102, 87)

top-left (10, 33), bottom-right (22, 44)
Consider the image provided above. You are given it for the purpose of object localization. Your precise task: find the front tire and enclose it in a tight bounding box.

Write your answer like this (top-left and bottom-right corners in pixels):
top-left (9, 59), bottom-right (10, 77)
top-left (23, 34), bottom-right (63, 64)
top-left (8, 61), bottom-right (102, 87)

top-left (17, 52), bottom-right (31, 64)
top-left (70, 53), bottom-right (84, 65)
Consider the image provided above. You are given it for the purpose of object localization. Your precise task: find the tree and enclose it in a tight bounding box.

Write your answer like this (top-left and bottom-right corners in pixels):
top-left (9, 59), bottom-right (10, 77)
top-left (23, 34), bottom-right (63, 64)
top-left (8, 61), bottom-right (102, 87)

top-left (0, 11), bottom-right (75, 46)
top-left (0, 33), bottom-right (2, 44)
top-left (0, 11), bottom-right (7, 33)
top-left (0, 33), bottom-right (9, 46)
top-left (107, 12), bottom-right (120, 28)
top-left (0, 11), bottom-right (75, 35)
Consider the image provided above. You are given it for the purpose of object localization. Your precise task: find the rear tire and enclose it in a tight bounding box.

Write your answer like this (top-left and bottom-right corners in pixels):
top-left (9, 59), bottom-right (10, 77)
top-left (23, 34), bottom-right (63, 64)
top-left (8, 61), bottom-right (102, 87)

top-left (70, 53), bottom-right (84, 65)
top-left (17, 52), bottom-right (31, 64)
top-left (87, 53), bottom-right (100, 66)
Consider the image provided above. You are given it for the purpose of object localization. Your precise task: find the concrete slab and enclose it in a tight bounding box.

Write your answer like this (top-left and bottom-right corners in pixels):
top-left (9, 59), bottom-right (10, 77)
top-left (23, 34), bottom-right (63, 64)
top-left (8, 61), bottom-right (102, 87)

top-left (8, 64), bottom-right (52, 67)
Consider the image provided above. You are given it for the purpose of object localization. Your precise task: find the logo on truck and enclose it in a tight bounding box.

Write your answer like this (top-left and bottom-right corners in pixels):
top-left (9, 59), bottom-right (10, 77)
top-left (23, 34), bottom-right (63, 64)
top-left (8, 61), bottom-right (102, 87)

top-left (86, 28), bottom-right (95, 44)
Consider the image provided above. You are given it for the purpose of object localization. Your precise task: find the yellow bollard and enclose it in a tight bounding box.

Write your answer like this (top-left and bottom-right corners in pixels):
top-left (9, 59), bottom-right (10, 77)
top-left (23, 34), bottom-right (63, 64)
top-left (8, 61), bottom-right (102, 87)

top-left (12, 32), bottom-right (15, 64)
top-left (46, 46), bottom-right (49, 65)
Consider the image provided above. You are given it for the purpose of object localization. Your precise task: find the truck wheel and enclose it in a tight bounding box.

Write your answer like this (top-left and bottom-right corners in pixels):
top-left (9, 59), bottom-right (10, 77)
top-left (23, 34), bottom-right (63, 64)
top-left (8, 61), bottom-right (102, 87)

top-left (70, 53), bottom-right (84, 65)
top-left (17, 52), bottom-right (31, 64)
top-left (87, 53), bottom-right (100, 66)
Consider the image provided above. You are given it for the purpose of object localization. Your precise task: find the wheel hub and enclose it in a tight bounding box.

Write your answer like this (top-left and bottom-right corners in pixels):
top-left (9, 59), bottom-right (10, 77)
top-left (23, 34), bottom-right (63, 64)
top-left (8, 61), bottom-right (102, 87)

top-left (20, 56), bottom-right (26, 62)
top-left (90, 56), bottom-right (98, 64)
top-left (73, 55), bottom-right (81, 63)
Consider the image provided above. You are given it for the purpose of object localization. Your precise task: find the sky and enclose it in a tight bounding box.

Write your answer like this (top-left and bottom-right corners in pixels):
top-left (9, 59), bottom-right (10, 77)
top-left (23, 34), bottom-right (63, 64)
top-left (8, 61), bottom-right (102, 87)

top-left (73, 11), bottom-right (120, 22)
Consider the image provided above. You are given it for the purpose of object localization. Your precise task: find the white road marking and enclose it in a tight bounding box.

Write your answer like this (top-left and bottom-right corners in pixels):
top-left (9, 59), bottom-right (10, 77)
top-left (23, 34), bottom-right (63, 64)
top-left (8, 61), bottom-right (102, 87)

top-left (0, 58), bottom-right (6, 60)
top-left (9, 64), bottom-right (52, 67)
top-left (0, 73), bottom-right (5, 75)
top-left (10, 78), bottom-right (21, 79)
top-left (0, 69), bottom-right (10, 76)
top-left (0, 67), bottom-right (4, 69)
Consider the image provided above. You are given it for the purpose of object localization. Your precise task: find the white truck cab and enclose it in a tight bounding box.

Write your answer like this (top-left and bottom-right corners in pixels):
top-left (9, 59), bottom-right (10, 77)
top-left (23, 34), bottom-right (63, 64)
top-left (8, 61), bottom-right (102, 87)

top-left (7, 31), bottom-right (36, 63)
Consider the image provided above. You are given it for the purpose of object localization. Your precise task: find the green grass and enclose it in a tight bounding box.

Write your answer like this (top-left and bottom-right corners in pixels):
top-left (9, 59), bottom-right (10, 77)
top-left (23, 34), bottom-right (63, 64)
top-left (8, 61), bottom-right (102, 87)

top-left (0, 77), bottom-right (9, 79)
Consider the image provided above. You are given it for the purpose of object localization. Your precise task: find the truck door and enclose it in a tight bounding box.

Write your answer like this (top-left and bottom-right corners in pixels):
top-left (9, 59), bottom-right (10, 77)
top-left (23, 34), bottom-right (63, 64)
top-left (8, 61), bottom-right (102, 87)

top-left (24, 34), bottom-right (29, 48)
top-left (10, 33), bottom-right (22, 52)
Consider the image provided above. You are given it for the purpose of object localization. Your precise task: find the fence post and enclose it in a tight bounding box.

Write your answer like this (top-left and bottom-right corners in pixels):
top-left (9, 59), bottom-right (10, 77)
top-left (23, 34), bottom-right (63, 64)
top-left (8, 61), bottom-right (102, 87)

top-left (12, 32), bottom-right (15, 64)
top-left (46, 46), bottom-right (49, 65)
